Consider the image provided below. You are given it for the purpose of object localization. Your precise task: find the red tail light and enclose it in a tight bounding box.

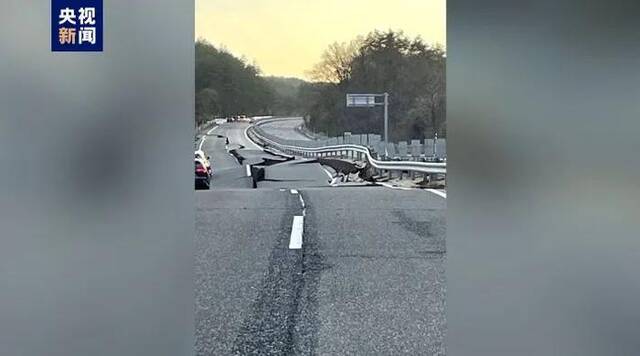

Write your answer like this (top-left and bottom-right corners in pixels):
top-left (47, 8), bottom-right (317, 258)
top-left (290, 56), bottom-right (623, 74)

top-left (195, 163), bottom-right (207, 175)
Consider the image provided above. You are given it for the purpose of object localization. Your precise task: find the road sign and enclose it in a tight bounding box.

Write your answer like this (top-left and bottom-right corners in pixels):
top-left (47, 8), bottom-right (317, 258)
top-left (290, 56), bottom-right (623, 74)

top-left (346, 92), bottom-right (390, 157)
top-left (346, 94), bottom-right (376, 107)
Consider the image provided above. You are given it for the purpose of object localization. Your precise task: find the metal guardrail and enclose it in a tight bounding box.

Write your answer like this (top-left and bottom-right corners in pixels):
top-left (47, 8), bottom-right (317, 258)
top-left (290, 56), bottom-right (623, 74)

top-left (247, 120), bottom-right (446, 175)
top-left (254, 117), bottom-right (446, 160)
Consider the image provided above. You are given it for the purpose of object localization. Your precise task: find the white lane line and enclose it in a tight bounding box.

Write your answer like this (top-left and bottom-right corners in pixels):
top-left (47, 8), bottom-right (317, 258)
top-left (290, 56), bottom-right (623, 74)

top-left (378, 182), bottom-right (447, 199)
top-left (290, 189), bottom-right (306, 215)
top-left (298, 194), bottom-right (306, 213)
top-left (244, 124), bottom-right (265, 151)
top-left (289, 216), bottom-right (304, 249)
top-left (197, 126), bottom-right (218, 150)
top-left (427, 189), bottom-right (447, 199)
top-left (246, 165), bottom-right (252, 177)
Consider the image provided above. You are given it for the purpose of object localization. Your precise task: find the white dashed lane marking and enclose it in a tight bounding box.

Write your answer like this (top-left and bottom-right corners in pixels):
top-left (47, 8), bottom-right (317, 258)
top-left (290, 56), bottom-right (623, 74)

top-left (288, 216), bottom-right (304, 249)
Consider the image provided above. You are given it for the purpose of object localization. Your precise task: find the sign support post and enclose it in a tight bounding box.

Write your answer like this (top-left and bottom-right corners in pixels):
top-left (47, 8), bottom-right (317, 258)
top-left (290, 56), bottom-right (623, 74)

top-left (383, 92), bottom-right (389, 157)
top-left (346, 92), bottom-right (390, 158)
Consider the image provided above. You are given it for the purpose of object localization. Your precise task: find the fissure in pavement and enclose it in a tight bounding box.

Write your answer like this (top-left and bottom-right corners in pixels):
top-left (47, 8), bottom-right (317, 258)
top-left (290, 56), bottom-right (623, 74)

top-left (231, 192), bottom-right (325, 355)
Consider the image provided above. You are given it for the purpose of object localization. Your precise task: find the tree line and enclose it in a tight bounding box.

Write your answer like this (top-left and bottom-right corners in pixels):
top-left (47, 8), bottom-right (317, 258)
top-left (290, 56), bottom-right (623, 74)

top-left (195, 30), bottom-right (446, 140)
top-left (195, 40), bottom-right (273, 125)
top-left (301, 30), bottom-right (446, 140)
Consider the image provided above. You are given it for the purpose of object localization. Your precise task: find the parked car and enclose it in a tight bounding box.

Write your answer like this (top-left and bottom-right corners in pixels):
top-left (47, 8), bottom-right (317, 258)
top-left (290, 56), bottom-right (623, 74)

top-left (194, 150), bottom-right (212, 175)
top-left (195, 158), bottom-right (211, 189)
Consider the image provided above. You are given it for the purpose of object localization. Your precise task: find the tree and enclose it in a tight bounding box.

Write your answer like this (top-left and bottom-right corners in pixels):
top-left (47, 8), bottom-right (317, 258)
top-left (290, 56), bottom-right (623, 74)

top-left (195, 88), bottom-right (219, 124)
top-left (195, 39), bottom-right (276, 121)
top-left (264, 76), bottom-right (306, 115)
top-left (306, 37), bottom-right (362, 84)
top-left (300, 30), bottom-right (446, 140)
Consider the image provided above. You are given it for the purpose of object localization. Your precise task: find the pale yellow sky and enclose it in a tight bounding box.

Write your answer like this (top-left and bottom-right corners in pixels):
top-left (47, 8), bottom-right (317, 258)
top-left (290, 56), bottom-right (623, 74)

top-left (196, 0), bottom-right (446, 79)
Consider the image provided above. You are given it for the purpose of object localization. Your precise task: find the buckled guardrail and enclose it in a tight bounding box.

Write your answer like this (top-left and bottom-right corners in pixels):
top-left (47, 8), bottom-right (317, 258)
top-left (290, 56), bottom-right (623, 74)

top-left (247, 120), bottom-right (446, 176)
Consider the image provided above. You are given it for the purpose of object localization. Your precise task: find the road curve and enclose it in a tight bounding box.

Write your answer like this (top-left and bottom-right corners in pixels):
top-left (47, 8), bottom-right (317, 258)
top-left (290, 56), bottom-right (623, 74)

top-left (195, 119), bottom-right (446, 355)
top-left (258, 117), bottom-right (312, 141)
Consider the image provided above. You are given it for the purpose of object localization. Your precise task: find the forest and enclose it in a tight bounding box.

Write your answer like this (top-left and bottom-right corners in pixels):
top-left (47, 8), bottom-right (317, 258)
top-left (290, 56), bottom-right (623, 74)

top-left (195, 30), bottom-right (446, 140)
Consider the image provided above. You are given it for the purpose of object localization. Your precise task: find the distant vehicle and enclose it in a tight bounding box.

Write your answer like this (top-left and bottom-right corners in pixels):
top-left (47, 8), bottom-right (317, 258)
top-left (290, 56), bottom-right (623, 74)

top-left (194, 150), bottom-right (212, 174)
top-left (195, 158), bottom-right (211, 189)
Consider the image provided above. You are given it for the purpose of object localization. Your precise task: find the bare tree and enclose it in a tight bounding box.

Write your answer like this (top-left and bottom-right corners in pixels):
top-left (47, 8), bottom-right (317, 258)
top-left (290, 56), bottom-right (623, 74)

top-left (306, 37), bottom-right (363, 84)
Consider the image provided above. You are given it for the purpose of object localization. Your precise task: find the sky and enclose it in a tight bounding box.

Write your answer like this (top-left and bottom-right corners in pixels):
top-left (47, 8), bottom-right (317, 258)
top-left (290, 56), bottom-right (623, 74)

top-left (196, 0), bottom-right (446, 79)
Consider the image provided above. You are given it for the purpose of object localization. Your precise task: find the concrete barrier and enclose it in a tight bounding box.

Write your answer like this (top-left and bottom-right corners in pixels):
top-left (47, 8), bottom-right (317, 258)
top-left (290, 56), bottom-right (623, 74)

top-left (343, 132), bottom-right (352, 144)
top-left (386, 142), bottom-right (398, 159)
top-left (411, 140), bottom-right (422, 159)
top-left (435, 139), bottom-right (446, 158)
top-left (398, 141), bottom-right (408, 158)
top-left (424, 139), bottom-right (434, 156)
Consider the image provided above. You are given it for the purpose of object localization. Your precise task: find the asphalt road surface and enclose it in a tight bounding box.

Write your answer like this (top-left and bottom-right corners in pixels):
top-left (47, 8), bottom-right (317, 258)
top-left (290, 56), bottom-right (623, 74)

top-left (195, 120), bottom-right (446, 355)
top-left (259, 117), bottom-right (312, 141)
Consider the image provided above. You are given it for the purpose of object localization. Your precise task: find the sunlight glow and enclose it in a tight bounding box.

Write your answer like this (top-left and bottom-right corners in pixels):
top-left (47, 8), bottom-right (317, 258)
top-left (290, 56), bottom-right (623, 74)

top-left (196, 0), bottom-right (446, 78)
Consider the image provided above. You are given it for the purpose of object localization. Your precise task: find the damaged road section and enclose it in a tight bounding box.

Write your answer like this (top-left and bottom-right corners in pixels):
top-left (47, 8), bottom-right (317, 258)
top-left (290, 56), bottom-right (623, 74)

top-left (317, 157), bottom-right (445, 189)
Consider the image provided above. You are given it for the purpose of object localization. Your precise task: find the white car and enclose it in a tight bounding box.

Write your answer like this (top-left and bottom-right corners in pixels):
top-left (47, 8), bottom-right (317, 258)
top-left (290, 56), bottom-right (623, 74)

top-left (194, 150), bottom-right (212, 174)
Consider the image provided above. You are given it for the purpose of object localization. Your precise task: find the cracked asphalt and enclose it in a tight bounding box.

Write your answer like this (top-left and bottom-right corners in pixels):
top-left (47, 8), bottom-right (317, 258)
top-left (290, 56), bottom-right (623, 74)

top-left (195, 121), bottom-right (446, 355)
